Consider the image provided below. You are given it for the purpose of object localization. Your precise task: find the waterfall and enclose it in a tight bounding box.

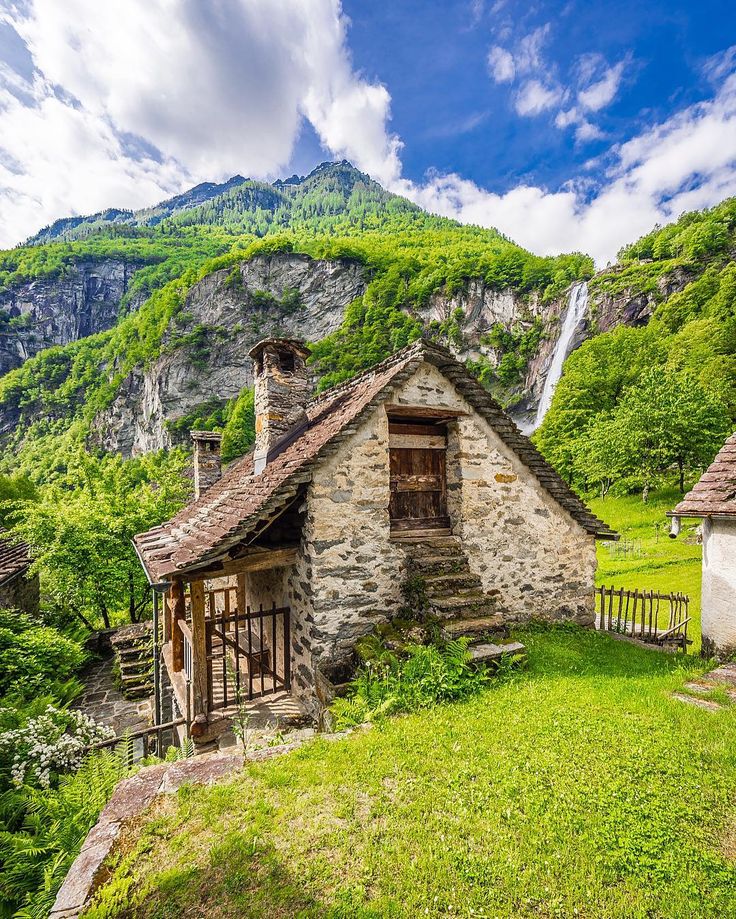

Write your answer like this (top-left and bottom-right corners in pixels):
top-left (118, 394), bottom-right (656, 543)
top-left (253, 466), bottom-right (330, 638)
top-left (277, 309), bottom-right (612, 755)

top-left (532, 281), bottom-right (588, 430)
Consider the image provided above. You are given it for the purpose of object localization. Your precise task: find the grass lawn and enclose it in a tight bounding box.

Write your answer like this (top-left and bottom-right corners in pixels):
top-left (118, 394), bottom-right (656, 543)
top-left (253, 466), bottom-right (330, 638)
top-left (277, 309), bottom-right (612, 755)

top-left (86, 627), bottom-right (736, 919)
top-left (589, 489), bottom-right (702, 649)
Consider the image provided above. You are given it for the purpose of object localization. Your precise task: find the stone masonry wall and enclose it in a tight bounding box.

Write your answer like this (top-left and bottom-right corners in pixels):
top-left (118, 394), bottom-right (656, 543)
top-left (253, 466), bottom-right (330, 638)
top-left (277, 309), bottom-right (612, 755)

top-left (397, 364), bottom-right (597, 624)
top-left (300, 410), bottom-right (406, 688)
top-left (0, 571), bottom-right (40, 615)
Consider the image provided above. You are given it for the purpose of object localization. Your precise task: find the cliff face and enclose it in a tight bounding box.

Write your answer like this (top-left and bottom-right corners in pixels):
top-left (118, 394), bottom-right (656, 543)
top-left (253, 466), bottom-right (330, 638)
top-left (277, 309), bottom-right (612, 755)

top-left (0, 259), bottom-right (143, 375)
top-left (0, 252), bottom-right (698, 460)
top-left (89, 253), bottom-right (366, 455)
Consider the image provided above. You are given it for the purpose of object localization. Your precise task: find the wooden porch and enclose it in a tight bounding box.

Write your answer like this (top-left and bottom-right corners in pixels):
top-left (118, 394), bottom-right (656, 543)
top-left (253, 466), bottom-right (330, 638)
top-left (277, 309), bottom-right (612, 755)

top-left (160, 548), bottom-right (298, 739)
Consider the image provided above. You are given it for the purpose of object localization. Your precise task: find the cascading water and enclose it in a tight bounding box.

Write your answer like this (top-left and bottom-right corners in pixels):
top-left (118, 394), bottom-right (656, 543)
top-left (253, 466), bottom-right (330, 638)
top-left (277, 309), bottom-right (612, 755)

top-left (533, 281), bottom-right (588, 430)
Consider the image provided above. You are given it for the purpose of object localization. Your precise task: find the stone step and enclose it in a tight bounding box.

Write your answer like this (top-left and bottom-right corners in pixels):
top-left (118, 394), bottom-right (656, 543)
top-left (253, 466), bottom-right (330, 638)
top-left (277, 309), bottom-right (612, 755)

top-left (408, 555), bottom-right (471, 575)
top-left (701, 664), bottom-right (736, 687)
top-left (431, 590), bottom-right (496, 612)
top-left (671, 692), bottom-right (724, 712)
top-left (423, 572), bottom-right (483, 597)
top-left (441, 615), bottom-right (506, 640)
top-left (396, 539), bottom-right (464, 557)
top-left (468, 641), bottom-right (526, 665)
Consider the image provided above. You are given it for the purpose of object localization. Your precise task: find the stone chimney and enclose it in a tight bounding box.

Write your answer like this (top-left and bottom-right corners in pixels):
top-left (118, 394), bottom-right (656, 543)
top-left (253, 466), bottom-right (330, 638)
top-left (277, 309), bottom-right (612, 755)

top-left (191, 430), bottom-right (223, 499)
top-left (249, 338), bottom-right (311, 475)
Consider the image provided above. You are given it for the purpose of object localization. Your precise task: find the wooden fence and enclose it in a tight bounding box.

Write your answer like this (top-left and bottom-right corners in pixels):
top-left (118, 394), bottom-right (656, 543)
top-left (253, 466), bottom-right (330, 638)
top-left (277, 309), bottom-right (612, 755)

top-left (597, 586), bottom-right (691, 650)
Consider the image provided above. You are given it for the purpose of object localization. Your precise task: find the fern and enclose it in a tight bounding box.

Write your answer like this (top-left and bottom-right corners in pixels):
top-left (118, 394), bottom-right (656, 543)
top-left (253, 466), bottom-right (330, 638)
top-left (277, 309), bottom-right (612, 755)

top-left (331, 638), bottom-right (492, 730)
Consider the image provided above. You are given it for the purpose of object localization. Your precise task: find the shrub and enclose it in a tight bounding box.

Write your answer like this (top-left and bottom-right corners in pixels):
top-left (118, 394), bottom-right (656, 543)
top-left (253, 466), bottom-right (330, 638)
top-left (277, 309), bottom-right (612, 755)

top-left (331, 639), bottom-right (490, 729)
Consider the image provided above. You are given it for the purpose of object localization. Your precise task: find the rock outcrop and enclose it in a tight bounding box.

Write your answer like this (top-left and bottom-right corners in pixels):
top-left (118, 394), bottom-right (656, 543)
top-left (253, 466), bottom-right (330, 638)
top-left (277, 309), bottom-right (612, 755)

top-left (90, 253), bottom-right (366, 455)
top-left (0, 259), bottom-right (143, 376)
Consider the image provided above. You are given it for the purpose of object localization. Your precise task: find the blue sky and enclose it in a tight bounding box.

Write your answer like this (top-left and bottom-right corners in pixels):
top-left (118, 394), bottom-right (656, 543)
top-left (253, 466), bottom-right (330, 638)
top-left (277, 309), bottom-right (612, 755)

top-left (342, 0), bottom-right (734, 192)
top-left (0, 0), bottom-right (735, 262)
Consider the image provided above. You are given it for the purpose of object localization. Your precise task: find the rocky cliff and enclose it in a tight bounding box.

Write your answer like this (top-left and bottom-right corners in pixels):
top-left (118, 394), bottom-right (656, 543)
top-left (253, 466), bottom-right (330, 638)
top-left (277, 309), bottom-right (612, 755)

top-left (0, 259), bottom-right (144, 375)
top-left (89, 253), bottom-right (366, 455)
top-left (0, 251), bottom-right (698, 461)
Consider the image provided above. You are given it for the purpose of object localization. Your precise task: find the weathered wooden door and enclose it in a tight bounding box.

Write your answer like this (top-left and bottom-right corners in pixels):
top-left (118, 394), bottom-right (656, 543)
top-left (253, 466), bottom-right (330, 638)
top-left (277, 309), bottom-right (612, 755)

top-left (388, 421), bottom-right (449, 532)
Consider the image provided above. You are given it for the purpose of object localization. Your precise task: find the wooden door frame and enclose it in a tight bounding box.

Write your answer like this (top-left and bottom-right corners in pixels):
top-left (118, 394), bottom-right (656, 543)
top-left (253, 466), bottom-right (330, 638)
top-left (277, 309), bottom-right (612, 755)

top-left (388, 415), bottom-right (450, 533)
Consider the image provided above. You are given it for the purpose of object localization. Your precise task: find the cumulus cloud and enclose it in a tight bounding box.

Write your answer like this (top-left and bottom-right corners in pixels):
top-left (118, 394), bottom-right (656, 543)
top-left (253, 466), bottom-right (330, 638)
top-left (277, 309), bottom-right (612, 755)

top-left (0, 0), bottom-right (401, 245)
top-left (1, 2), bottom-right (736, 271)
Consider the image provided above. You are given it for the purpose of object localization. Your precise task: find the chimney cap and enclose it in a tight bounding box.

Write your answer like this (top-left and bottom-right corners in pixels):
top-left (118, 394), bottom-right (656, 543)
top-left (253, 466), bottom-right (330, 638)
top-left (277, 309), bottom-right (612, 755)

top-left (191, 430), bottom-right (223, 444)
top-left (248, 338), bottom-right (311, 361)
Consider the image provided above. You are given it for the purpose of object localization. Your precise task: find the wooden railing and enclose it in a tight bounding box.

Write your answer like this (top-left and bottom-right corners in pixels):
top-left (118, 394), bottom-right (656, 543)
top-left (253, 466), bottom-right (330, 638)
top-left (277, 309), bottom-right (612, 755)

top-left (597, 586), bottom-right (691, 649)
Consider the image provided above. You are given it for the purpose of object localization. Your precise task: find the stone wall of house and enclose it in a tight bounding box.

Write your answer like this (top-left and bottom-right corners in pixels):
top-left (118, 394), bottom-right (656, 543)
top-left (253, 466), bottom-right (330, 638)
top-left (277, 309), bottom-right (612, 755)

top-left (701, 518), bottom-right (736, 658)
top-left (299, 409), bottom-right (407, 705)
top-left (0, 572), bottom-right (40, 615)
top-left (397, 364), bottom-right (597, 624)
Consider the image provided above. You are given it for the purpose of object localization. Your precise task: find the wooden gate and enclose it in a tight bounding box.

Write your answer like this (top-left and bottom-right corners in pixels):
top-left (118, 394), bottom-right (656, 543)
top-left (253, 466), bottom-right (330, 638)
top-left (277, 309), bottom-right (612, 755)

top-left (597, 585), bottom-right (691, 650)
top-left (204, 587), bottom-right (290, 708)
top-left (389, 420), bottom-right (449, 532)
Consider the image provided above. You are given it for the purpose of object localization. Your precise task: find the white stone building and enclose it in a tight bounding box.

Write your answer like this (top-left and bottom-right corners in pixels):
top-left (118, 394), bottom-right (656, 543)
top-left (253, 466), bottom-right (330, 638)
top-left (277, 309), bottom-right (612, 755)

top-left (135, 338), bottom-right (616, 739)
top-left (671, 433), bottom-right (736, 658)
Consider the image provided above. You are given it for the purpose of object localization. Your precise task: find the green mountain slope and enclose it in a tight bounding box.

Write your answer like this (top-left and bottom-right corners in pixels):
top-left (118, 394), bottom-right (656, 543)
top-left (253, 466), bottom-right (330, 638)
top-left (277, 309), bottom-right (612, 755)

top-left (536, 197), bottom-right (736, 492)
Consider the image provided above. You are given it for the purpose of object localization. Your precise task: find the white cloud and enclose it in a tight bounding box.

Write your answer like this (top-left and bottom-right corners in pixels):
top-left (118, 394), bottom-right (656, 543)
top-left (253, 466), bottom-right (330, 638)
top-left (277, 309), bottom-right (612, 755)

top-left (577, 59), bottom-right (627, 112)
top-left (487, 46), bottom-right (515, 83)
top-left (515, 80), bottom-right (563, 116)
top-left (0, 0), bottom-right (401, 245)
top-left (397, 69), bottom-right (736, 265)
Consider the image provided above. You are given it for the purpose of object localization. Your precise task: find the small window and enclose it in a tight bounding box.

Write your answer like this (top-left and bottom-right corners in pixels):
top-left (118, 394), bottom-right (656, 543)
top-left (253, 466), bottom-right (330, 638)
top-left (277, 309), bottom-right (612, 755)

top-left (278, 349), bottom-right (295, 372)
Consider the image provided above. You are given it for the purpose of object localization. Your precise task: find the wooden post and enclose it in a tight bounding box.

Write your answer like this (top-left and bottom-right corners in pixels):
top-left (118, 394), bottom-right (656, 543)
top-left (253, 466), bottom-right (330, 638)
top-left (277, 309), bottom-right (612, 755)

top-left (190, 579), bottom-right (209, 718)
top-left (170, 579), bottom-right (186, 673)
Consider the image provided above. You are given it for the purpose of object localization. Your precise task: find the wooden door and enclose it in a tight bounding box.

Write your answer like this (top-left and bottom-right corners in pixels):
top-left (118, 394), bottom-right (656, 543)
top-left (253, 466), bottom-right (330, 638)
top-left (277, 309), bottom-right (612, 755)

top-left (388, 421), bottom-right (449, 532)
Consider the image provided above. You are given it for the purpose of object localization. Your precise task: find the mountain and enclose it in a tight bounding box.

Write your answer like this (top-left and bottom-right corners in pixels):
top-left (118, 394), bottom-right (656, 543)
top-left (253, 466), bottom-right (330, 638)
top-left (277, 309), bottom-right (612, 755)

top-left (0, 161), bottom-right (733, 484)
top-left (25, 175), bottom-right (250, 244)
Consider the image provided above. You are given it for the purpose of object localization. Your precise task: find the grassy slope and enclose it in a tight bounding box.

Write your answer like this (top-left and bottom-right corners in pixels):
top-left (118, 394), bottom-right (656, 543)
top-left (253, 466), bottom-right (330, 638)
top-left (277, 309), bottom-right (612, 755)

top-left (86, 628), bottom-right (736, 919)
top-left (590, 488), bottom-right (702, 649)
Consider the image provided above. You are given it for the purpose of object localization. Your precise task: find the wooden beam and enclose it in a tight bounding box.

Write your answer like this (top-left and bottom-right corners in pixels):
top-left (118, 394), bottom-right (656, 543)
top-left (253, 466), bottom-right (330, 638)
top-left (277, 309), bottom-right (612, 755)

top-left (169, 579), bottom-right (186, 673)
top-left (188, 547), bottom-right (299, 579)
top-left (389, 433), bottom-right (446, 450)
top-left (385, 404), bottom-right (469, 420)
top-left (189, 580), bottom-right (208, 718)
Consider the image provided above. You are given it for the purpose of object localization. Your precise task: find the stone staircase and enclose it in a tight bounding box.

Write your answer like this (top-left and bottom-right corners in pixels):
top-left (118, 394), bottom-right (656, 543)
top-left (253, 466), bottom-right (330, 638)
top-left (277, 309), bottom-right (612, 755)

top-left (110, 622), bottom-right (154, 701)
top-left (397, 534), bottom-right (525, 666)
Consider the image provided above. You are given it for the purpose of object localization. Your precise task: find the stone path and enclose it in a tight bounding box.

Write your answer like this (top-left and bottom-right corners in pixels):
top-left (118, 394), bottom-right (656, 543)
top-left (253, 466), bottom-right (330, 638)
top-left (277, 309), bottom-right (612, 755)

top-left (672, 662), bottom-right (736, 711)
top-left (75, 655), bottom-right (152, 736)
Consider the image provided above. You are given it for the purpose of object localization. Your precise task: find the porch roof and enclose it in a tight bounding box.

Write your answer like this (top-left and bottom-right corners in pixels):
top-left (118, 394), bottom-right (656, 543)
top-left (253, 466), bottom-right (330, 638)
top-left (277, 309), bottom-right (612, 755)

top-left (672, 432), bottom-right (736, 518)
top-left (134, 340), bottom-right (617, 583)
top-left (0, 527), bottom-right (31, 588)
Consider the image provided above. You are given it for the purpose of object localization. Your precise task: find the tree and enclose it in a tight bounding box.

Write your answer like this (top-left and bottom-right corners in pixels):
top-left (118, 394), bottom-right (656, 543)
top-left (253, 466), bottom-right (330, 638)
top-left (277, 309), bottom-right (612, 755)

top-left (9, 449), bottom-right (190, 630)
top-left (576, 366), bottom-right (731, 499)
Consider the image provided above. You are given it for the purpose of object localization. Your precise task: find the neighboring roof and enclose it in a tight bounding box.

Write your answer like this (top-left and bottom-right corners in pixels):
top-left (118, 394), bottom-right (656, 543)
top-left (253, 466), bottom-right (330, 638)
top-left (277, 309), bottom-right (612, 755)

top-left (134, 340), bottom-right (617, 582)
top-left (0, 527), bottom-right (32, 587)
top-left (249, 338), bottom-right (311, 360)
top-left (672, 432), bottom-right (736, 518)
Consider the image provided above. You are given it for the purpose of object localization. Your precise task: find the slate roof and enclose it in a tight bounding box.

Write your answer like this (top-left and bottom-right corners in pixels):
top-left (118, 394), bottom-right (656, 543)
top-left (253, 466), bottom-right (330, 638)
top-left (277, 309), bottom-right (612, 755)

top-left (0, 527), bottom-right (32, 587)
top-left (134, 340), bottom-right (617, 583)
top-left (672, 432), bottom-right (736, 518)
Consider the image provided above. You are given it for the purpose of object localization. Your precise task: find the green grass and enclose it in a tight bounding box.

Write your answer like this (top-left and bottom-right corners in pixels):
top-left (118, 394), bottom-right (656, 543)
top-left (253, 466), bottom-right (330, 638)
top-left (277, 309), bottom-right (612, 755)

top-left (85, 627), bottom-right (736, 919)
top-left (590, 488), bottom-right (702, 649)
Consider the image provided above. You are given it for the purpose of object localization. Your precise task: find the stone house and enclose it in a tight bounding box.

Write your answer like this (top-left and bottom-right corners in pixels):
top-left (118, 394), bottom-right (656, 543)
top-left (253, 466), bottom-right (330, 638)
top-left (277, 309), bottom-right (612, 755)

top-left (134, 338), bottom-right (616, 739)
top-left (0, 527), bottom-right (39, 615)
top-left (670, 432), bottom-right (736, 658)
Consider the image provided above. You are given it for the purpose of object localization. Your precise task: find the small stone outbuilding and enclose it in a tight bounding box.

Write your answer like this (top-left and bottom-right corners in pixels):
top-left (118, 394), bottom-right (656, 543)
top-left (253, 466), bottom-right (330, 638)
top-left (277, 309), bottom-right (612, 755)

top-left (0, 527), bottom-right (39, 615)
top-left (135, 338), bottom-right (616, 736)
top-left (671, 432), bottom-right (736, 658)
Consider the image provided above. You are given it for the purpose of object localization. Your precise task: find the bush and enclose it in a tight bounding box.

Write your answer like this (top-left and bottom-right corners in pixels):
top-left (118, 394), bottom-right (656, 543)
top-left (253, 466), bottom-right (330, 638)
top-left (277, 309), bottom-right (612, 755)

top-left (0, 610), bottom-right (86, 699)
top-left (331, 639), bottom-right (491, 729)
